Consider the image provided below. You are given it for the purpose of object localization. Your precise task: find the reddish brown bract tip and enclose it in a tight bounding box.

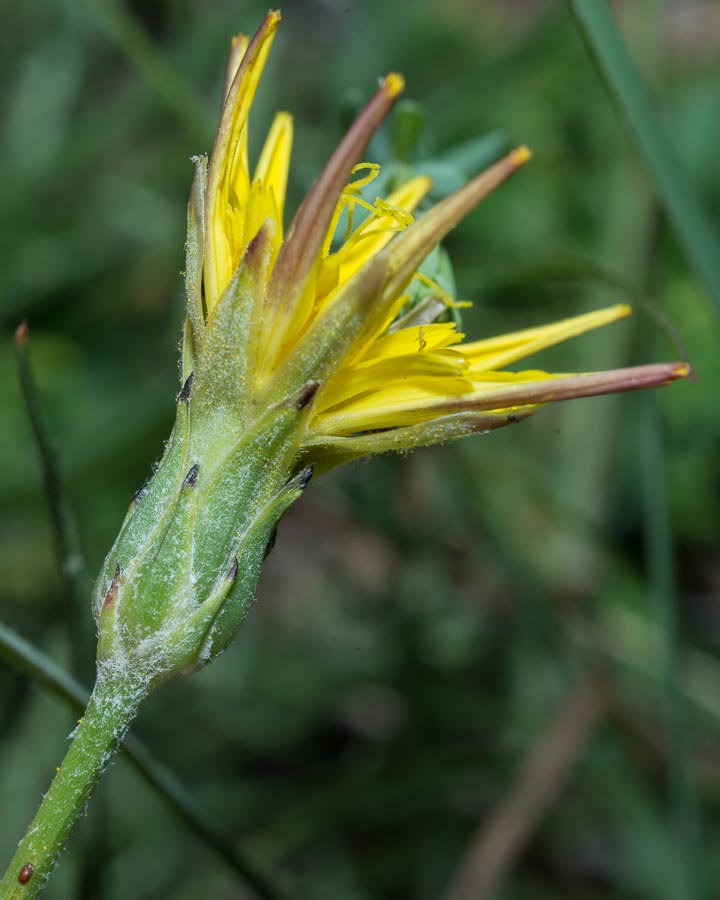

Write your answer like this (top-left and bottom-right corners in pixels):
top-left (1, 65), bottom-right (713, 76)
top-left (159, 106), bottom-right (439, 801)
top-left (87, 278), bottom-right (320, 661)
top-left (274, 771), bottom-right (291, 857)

top-left (15, 320), bottom-right (29, 347)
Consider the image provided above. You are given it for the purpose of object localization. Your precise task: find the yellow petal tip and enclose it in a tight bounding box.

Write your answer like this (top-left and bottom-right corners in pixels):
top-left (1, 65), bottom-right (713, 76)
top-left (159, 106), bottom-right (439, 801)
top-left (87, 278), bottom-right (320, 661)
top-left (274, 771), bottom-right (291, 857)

top-left (511, 145), bottom-right (532, 166)
top-left (267, 9), bottom-right (282, 24)
top-left (384, 72), bottom-right (405, 98)
top-left (673, 362), bottom-right (692, 379)
top-left (419, 174), bottom-right (433, 192)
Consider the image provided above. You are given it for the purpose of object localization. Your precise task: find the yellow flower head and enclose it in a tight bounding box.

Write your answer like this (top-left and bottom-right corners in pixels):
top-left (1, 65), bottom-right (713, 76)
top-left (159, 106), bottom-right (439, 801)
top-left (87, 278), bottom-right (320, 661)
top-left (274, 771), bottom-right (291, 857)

top-left (183, 10), bottom-right (689, 470)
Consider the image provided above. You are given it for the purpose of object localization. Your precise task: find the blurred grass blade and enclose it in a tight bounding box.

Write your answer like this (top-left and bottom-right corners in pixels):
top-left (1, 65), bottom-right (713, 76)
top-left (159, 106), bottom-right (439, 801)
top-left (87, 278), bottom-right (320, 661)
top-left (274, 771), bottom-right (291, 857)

top-left (82, 0), bottom-right (211, 143)
top-left (15, 322), bottom-right (94, 684)
top-left (640, 391), bottom-right (702, 900)
top-left (572, 608), bottom-right (720, 733)
top-left (0, 622), bottom-right (83, 709)
top-left (0, 622), bottom-right (291, 900)
top-left (442, 681), bottom-right (606, 900)
top-left (570, 0), bottom-right (720, 314)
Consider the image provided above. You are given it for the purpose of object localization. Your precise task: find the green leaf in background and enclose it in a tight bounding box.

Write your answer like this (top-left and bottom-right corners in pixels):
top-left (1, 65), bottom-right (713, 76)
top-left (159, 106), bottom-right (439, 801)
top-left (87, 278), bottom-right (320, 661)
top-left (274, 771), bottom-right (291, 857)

top-left (570, 0), bottom-right (720, 316)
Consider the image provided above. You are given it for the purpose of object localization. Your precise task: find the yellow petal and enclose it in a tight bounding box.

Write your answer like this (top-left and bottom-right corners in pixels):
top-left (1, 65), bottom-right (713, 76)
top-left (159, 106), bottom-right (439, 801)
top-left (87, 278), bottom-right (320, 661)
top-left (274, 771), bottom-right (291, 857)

top-left (254, 111), bottom-right (294, 224)
top-left (205, 11), bottom-right (281, 311)
top-left (243, 180), bottom-right (281, 262)
top-left (313, 379), bottom-right (473, 434)
top-left (465, 304), bottom-right (632, 373)
top-left (358, 321), bottom-right (462, 363)
top-left (317, 347), bottom-right (467, 413)
top-left (312, 360), bottom-right (690, 437)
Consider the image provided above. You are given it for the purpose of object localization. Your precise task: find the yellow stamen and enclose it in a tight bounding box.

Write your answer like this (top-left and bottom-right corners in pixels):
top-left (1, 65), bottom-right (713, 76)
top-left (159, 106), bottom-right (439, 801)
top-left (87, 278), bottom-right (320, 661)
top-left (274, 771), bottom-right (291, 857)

top-left (413, 272), bottom-right (473, 310)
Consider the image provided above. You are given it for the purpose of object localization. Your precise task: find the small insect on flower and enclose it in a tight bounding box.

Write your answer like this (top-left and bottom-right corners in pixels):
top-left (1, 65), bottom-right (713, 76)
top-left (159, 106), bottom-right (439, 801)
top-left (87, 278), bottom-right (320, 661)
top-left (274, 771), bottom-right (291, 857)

top-left (18, 864), bottom-right (33, 885)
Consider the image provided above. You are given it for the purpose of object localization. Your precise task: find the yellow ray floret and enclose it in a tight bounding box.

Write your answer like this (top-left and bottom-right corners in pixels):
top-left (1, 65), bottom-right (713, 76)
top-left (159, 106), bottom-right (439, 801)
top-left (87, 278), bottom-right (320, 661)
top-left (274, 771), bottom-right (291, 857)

top-left (205, 12), bottom-right (281, 310)
top-left (311, 304), bottom-right (634, 436)
top-left (254, 112), bottom-right (293, 224)
top-left (465, 304), bottom-right (631, 373)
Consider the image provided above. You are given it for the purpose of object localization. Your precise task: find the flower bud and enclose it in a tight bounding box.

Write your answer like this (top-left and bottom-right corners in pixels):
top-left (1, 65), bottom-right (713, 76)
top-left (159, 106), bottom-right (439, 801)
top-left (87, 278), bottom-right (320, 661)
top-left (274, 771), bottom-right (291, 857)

top-left (93, 376), bottom-right (313, 685)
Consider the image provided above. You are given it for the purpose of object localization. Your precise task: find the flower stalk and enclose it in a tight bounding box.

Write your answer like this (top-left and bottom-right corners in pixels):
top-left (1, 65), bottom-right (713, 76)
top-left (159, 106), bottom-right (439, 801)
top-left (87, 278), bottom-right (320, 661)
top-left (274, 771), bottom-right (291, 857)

top-left (0, 667), bottom-right (145, 898)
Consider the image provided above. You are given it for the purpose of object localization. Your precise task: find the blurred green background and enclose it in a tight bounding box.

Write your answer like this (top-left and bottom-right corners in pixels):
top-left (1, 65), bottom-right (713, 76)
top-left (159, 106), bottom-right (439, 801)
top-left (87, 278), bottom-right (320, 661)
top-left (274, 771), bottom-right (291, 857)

top-left (1, 0), bottom-right (719, 898)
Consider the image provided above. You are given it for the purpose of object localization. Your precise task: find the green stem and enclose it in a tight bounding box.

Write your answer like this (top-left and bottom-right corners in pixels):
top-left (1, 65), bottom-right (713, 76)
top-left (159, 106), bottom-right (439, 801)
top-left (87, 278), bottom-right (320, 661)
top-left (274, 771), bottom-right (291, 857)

top-left (14, 324), bottom-right (93, 683)
top-left (15, 324), bottom-right (104, 897)
top-left (0, 668), bottom-right (148, 899)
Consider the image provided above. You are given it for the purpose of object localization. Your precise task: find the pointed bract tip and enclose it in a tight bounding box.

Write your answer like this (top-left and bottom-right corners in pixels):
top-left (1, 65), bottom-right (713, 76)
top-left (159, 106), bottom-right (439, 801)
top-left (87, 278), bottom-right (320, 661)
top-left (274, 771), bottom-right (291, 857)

top-left (265, 9), bottom-right (282, 28)
top-left (184, 463), bottom-right (200, 487)
top-left (673, 361), bottom-right (693, 380)
top-left (179, 372), bottom-right (194, 403)
top-left (383, 72), bottom-right (405, 98)
top-left (510, 145), bottom-right (532, 166)
top-left (296, 381), bottom-right (320, 410)
top-left (299, 466), bottom-right (314, 490)
top-left (15, 320), bottom-right (29, 347)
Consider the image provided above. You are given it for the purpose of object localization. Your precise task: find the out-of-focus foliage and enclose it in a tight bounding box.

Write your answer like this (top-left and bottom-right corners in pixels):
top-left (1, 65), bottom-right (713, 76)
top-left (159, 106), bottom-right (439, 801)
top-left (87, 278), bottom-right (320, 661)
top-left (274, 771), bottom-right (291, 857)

top-left (1, 1), bottom-right (718, 898)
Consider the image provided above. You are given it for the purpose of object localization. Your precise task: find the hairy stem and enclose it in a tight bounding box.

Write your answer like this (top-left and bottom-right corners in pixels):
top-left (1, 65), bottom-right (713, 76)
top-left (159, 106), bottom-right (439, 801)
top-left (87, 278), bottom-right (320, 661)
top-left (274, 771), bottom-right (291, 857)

top-left (0, 668), bottom-right (148, 899)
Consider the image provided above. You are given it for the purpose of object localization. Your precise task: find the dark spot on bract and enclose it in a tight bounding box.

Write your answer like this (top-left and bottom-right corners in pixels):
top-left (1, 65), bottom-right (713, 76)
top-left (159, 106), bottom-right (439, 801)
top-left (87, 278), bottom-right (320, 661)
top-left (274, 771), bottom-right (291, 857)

top-left (184, 463), bottom-right (199, 487)
top-left (132, 479), bottom-right (149, 505)
top-left (179, 372), bottom-right (194, 403)
top-left (296, 381), bottom-right (319, 410)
